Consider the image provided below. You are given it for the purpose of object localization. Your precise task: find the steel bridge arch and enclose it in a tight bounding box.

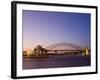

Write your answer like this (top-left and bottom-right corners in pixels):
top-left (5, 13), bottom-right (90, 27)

top-left (46, 42), bottom-right (82, 50)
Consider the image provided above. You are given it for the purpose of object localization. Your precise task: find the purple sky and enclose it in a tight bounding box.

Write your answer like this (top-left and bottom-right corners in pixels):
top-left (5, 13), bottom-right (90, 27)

top-left (22, 10), bottom-right (90, 50)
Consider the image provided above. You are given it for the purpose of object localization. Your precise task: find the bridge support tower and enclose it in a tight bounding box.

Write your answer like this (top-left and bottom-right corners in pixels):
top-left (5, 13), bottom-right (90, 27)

top-left (82, 48), bottom-right (89, 56)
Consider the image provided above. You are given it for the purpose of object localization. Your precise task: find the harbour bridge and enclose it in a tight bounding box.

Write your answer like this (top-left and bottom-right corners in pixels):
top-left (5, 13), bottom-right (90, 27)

top-left (33, 42), bottom-right (90, 56)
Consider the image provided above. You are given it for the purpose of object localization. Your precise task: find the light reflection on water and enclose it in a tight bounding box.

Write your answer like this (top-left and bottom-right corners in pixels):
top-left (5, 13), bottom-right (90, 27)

top-left (23, 55), bottom-right (90, 69)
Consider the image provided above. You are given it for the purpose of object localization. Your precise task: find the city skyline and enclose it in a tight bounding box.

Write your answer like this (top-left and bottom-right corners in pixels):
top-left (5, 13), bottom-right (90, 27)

top-left (22, 10), bottom-right (91, 50)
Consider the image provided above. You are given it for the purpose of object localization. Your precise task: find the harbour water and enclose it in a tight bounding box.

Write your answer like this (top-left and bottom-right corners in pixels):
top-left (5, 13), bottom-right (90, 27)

top-left (23, 55), bottom-right (90, 69)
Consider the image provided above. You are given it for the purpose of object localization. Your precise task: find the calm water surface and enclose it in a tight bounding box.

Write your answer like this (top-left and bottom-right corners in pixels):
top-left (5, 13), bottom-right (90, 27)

top-left (23, 55), bottom-right (90, 69)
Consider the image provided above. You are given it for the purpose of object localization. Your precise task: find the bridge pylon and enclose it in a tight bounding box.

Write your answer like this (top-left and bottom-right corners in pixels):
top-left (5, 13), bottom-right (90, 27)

top-left (82, 48), bottom-right (89, 56)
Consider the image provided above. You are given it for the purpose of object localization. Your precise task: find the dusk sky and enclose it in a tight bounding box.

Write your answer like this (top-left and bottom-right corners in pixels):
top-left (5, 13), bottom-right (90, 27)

top-left (22, 10), bottom-right (90, 50)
